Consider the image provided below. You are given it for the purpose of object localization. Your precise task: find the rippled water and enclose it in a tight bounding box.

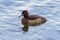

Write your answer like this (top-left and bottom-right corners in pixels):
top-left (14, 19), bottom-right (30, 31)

top-left (0, 0), bottom-right (60, 40)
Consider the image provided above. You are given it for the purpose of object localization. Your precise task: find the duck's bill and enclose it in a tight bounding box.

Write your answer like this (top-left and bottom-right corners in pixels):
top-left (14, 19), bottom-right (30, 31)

top-left (18, 15), bottom-right (22, 17)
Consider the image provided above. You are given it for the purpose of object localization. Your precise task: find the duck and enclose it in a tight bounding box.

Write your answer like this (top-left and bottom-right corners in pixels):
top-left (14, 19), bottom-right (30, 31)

top-left (20, 10), bottom-right (47, 26)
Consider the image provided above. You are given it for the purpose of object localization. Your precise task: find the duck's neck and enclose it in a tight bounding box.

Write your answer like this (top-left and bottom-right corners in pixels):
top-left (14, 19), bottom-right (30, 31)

top-left (24, 16), bottom-right (29, 19)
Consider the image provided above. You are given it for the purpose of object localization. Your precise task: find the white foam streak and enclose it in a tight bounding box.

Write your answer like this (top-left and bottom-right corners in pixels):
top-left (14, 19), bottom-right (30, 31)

top-left (15, 0), bottom-right (52, 10)
top-left (48, 19), bottom-right (60, 24)
top-left (28, 0), bottom-right (52, 6)
top-left (15, 6), bottom-right (32, 10)
top-left (0, 16), bottom-right (13, 19)
top-left (13, 1), bottom-right (26, 3)
top-left (0, 28), bottom-right (4, 30)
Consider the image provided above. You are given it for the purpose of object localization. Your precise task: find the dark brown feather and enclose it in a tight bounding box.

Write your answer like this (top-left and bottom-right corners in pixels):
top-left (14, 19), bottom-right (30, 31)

top-left (28, 15), bottom-right (40, 20)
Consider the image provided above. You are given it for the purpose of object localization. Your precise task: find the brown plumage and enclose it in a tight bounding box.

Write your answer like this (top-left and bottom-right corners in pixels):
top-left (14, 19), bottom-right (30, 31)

top-left (21, 10), bottom-right (47, 26)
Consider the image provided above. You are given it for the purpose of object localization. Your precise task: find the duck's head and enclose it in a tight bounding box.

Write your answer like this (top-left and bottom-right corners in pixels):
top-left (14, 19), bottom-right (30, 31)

top-left (22, 10), bottom-right (29, 18)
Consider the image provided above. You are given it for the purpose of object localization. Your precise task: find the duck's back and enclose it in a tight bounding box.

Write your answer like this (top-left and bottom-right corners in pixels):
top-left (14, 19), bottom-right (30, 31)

top-left (28, 15), bottom-right (40, 20)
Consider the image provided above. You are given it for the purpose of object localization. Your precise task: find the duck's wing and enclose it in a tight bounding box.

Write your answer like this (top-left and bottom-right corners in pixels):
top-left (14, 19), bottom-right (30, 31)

top-left (28, 15), bottom-right (40, 20)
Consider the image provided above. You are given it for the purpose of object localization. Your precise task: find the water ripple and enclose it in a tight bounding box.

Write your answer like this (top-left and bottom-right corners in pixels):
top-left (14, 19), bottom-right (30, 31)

top-left (0, 0), bottom-right (60, 40)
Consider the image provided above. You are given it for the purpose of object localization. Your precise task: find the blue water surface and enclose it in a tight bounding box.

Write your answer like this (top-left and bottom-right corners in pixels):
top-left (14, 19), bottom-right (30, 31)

top-left (0, 0), bottom-right (60, 40)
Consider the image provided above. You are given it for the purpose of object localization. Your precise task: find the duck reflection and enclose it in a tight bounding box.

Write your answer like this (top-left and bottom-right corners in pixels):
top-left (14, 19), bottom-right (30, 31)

top-left (22, 24), bottom-right (29, 32)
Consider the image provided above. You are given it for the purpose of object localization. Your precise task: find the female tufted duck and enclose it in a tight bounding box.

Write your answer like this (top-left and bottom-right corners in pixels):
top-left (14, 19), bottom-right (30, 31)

top-left (21, 10), bottom-right (47, 26)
